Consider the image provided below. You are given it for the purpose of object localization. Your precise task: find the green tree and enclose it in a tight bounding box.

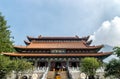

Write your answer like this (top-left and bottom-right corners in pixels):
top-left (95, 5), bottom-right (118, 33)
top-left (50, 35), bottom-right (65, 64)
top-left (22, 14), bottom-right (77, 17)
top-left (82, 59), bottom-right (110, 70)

top-left (12, 58), bottom-right (33, 79)
top-left (104, 59), bottom-right (120, 78)
top-left (113, 46), bottom-right (120, 58)
top-left (0, 13), bottom-right (14, 53)
top-left (0, 55), bottom-right (33, 79)
top-left (104, 47), bottom-right (120, 79)
top-left (80, 57), bottom-right (101, 79)
top-left (0, 55), bottom-right (14, 79)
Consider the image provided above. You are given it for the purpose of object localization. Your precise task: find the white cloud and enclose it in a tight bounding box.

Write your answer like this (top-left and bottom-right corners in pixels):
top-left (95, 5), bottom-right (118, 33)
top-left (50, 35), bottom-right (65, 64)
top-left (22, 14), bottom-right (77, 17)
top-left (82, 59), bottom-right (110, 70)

top-left (91, 16), bottom-right (120, 46)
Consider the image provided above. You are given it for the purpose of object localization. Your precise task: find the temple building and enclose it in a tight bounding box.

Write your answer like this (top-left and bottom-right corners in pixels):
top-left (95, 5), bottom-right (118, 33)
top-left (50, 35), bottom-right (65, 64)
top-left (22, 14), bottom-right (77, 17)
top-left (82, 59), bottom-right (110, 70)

top-left (4, 35), bottom-right (111, 70)
top-left (4, 35), bottom-right (112, 72)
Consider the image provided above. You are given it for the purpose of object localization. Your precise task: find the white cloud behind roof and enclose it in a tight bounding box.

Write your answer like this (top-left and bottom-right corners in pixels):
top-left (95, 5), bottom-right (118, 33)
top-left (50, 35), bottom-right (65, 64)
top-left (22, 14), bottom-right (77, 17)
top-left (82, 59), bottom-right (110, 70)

top-left (91, 16), bottom-right (120, 46)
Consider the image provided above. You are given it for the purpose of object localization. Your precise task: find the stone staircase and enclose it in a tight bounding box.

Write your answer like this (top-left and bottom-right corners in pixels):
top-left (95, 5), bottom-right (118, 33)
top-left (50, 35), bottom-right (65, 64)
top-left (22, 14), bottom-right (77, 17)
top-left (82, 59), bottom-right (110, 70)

top-left (47, 71), bottom-right (55, 79)
top-left (59, 71), bottom-right (68, 79)
top-left (46, 71), bottom-right (68, 79)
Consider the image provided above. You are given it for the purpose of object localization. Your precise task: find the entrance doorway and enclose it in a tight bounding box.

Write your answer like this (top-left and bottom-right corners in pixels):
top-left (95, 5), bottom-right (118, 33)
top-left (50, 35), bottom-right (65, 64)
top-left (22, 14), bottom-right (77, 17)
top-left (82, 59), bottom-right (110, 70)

top-left (37, 61), bottom-right (47, 67)
top-left (70, 61), bottom-right (79, 67)
top-left (71, 62), bottom-right (77, 67)
top-left (55, 62), bottom-right (61, 71)
top-left (50, 61), bottom-right (66, 71)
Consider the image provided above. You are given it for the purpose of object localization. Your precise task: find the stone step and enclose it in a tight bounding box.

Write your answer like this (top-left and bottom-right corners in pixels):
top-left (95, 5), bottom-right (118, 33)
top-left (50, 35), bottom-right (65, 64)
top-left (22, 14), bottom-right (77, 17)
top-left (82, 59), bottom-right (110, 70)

top-left (47, 71), bottom-right (55, 79)
top-left (59, 71), bottom-right (68, 79)
top-left (47, 71), bottom-right (68, 79)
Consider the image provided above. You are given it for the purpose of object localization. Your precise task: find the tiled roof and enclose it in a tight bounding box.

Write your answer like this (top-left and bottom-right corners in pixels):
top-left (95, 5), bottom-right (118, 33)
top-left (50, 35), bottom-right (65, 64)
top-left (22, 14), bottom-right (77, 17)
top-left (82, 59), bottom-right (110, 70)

top-left (27, 35), bottom-right (90, 41)
top-left (3, 52), bottom-right (112, 57)
top-left (14, 41), bottom-right (103, 49)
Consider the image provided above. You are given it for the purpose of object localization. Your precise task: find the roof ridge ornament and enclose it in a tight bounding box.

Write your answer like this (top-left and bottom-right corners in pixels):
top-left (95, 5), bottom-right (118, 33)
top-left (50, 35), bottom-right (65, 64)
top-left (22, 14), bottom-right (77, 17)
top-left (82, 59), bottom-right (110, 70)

top-left (75, 35), bottom-right (79, 38)
top-left (38, 35), bottom-right (42, 38)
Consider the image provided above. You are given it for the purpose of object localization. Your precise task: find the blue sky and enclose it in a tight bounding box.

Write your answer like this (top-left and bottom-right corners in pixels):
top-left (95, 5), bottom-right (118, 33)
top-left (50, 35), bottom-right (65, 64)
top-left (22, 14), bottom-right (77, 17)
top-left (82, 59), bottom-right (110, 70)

top-left (0, 0), bottom-right (120, 46)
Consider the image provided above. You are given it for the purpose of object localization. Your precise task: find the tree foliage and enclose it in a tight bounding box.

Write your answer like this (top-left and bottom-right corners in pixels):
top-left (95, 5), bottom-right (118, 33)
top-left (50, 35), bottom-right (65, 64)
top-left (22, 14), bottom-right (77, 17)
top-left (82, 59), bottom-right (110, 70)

top-left (105, 47), bottom-right (120, 78)
top-left (113, 46), bottom-right (120, 58)
top-left (0, 55), bottom-right (14, 79)
top-left (105, 59), bottom-right (120, 78)
top-left (11, 58), bottom-right (33, 79)
top-left (80, 57), bottom-right (101, 79)
top-left (0, 55), bottom-right (33, 79)
top-left (12, 58), bottom-right (33, 72)
top-left (0, 13), bottom-right (14, 53)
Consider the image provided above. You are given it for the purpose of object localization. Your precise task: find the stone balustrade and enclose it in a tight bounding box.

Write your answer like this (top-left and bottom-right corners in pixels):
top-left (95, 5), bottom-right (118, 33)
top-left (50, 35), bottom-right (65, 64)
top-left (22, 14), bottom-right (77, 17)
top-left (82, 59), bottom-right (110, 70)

top-left (6, 67), bottom-right (49, 79)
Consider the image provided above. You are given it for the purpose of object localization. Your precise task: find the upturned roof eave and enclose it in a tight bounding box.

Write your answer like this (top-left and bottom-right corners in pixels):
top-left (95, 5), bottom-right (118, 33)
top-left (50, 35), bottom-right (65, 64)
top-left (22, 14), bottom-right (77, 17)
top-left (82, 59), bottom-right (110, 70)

top-left (24, 40), bottom-right (30, 45)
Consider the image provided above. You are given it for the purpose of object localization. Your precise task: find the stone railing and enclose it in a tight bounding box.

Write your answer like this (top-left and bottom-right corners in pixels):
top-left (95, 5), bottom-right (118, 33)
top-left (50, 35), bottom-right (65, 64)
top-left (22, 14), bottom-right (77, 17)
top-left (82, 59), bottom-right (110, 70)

top-left (68, 67), bottom-right (80, 72)
top-left (41, 67), bottom-right (49, 79)
top-left (32, 67), bottom-right (49, 79)
top-left (35, 67), bottom-right (48, 72)
top-left (68, 67), bottom-right (105, 79)
top-left (6, 67), bottom-right (49, 79)
top-left (95, 67), bottom-right (105, 79)
top-left (68, 67), bottom-right (80, 79)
